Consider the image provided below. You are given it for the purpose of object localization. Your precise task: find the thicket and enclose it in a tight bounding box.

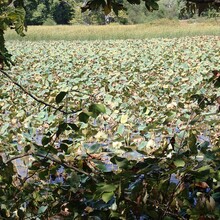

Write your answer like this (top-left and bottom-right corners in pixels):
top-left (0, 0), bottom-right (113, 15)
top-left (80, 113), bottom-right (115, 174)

top-left (24, 0), bottom-right (74, 25)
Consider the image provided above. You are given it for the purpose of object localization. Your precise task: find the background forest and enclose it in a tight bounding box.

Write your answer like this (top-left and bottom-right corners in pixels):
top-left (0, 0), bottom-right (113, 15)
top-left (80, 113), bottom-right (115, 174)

top-left (24, 0), bottom-right (219, 26)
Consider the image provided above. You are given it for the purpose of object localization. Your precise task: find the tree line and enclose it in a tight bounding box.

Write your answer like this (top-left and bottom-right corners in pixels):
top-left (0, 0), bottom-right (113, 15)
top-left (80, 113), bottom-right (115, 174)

top-left (24, 0), bottom-right (219, 26)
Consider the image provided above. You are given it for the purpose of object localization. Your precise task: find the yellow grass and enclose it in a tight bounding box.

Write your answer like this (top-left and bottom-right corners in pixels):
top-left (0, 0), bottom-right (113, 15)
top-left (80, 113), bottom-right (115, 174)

top-left (5, 19), bottom-right (220, 41)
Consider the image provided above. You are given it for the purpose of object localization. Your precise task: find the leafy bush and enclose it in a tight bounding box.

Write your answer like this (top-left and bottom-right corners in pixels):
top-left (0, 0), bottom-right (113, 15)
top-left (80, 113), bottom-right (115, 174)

top-left (125, 0), bottom-right (184, 24)
top-left (43, 17), bottom-right (57, 26)
top-left (201, 7), bottom-right (220, 18)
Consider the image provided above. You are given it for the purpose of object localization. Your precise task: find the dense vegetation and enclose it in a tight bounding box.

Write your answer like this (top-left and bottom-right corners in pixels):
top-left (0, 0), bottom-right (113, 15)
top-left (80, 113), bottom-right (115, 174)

top-left (1, 36), bottom-right (220, 219)
top-left (1, 0), bottom-right (220, 219)
top-left (23, 0), bottom-right (220, 25)
top-left (5, 21), bottom-right (220, 41)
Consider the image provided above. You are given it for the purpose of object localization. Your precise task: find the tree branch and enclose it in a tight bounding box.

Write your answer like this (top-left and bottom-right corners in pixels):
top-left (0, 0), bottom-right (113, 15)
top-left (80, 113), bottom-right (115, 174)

top-left (35, 153), bottom-right (91, 176)
top-left (5, 153), bottom-right (31, 164)
top-left (1, 69), bottom-right (82, 114)
top-left (5, 152), bottom-right (94, 178)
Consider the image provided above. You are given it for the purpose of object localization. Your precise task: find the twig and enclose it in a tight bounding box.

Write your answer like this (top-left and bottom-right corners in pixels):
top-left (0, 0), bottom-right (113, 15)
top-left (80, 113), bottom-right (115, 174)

top-left (161, 181), bottom-right (182, 219)
top-left (22, 169), bottom-right (42, 183)
top-left (160, 207), bottom-right (187, 220)
top-left (1, 69), bottom-right (81, 114)
top-left (5, 152), bottom-right (93, 178)
top-left (5, 153), bottom-right (31, 164)
top-left (35, 153), bottom-right (91, 176)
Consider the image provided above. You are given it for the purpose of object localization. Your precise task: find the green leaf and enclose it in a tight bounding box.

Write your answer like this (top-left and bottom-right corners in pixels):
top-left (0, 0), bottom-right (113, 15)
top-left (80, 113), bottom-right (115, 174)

top-left (138, 141), bottom-right (148, 150)
top-left (38, 205), bottom-right (48, 214)
top-left (24, 145), bottom-right (31, 153)
top-left (67, 123), bottom-right (79, 131)
top-left (42, 136), bottom-right (51, 146)
top-left (188, 131), bottom-right (197, 154)
top-left (110, 156), bottom-right (129, 169)
top-left (199, 141), bottom-right (209, 153)
top-left (103, 5), bottom-right (111, 15)
top-left (117, 124), bottom-right (125, 135)
top-left (174, 159), bottom-right (185, 168)
top-left (39, 170), bottom-right (48, 180)
top-left (84, 143), bottom-right (102, 154)
top-left (60, 143), bottom-right (68, 152)
top-left (55, 91), bottom-right (67, 104)
top-left (89, 103), bottom-right (106, 117)
top-left (151, 2), bottom-right (159, 10)
top-left (96, 161), bottom-right (109, 172)
top-left (18, 209), bottom-right (25, 219)
top-left (0, 123), bottom-right (9, 134)
top-left (56, 123), bottom-right (67, 137)
top-left (79, 112), bottom-right (90, 123)
top-left (89, 104), bottom-right (106, 113)
top-left (197, 165), bottom-right (211, 173)
top-left (212, 192), bottom-right (220, 201)
top-left (96, 183), bottom-right (117, 194)
top-left (102, 192), bottom-right (114, 203)
top-left (164, 216), bottom-right (176, 220)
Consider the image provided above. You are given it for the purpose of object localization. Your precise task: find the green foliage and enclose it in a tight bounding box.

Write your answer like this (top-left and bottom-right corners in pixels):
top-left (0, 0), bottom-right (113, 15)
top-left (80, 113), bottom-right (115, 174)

top-left (82, 0), bottom-right (159, 15)
top-left (43, 16), bottom-right (56, 26)
top-left (24, 0), bottom-right (74, 25)
top-left (125, 0), bottom-right (182, 24)
top-left (23, 0), bottom-right (160, 26)
top-left (1, 0), bottom-right (220, 219)
top-left (53, 0), bottom-right (74, 24)
top-left (201, 7), bottom-right (220, 18)
top-left (1, 37), bottom-right (220, 218)
top-left (0, 1), bottom-right (25, 67)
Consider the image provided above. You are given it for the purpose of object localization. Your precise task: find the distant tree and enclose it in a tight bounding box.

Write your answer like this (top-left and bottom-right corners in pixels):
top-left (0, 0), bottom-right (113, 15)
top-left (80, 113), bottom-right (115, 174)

top-left (24, 0), bottom-right (53, 25)
top-left (125, 1), bottom-right (148, 24)
top-left (53, 0), bottom-right (74, 24)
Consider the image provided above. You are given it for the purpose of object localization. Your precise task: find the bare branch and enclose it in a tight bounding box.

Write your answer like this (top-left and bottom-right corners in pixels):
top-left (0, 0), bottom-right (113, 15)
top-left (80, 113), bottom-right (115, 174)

top-left (35, 153), bottom-right (92, 177)
top-left (1, 69), bottom-right (82, 115)
top-left (5, 153), bottom-right (31, 164)
top-left (5, 152), bottom-right (95, 179)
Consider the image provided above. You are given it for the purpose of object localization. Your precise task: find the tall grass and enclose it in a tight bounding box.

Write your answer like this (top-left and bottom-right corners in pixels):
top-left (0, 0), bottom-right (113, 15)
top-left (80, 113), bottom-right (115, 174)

top-left (5, 19), bottom-right (220, 41)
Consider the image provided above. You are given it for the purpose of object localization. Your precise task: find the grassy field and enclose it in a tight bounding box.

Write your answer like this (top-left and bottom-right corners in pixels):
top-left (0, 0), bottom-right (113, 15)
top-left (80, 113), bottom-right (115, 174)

top-left (5, 19), bottom-right (220, 41)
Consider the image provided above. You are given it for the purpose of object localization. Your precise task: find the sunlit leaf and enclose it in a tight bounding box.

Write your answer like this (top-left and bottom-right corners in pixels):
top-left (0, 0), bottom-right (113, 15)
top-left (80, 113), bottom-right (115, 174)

top-left (38, 205), bottom-right (48, 214)
top-left (174, 159), bottom-right (185, 168)
top-left (102, 192), bottom-right (114, 203)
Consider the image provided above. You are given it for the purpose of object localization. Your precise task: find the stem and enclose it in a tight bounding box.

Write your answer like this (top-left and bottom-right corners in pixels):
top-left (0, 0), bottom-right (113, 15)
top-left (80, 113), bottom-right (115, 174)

top-left (5, 152), bottom-right (92, 178)
top-left (161, 181), bottom-right (182, 219)
top-left (5, 153), bottom-right (30, 164)
top-left (35, 153), bottom-right (91, 176)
